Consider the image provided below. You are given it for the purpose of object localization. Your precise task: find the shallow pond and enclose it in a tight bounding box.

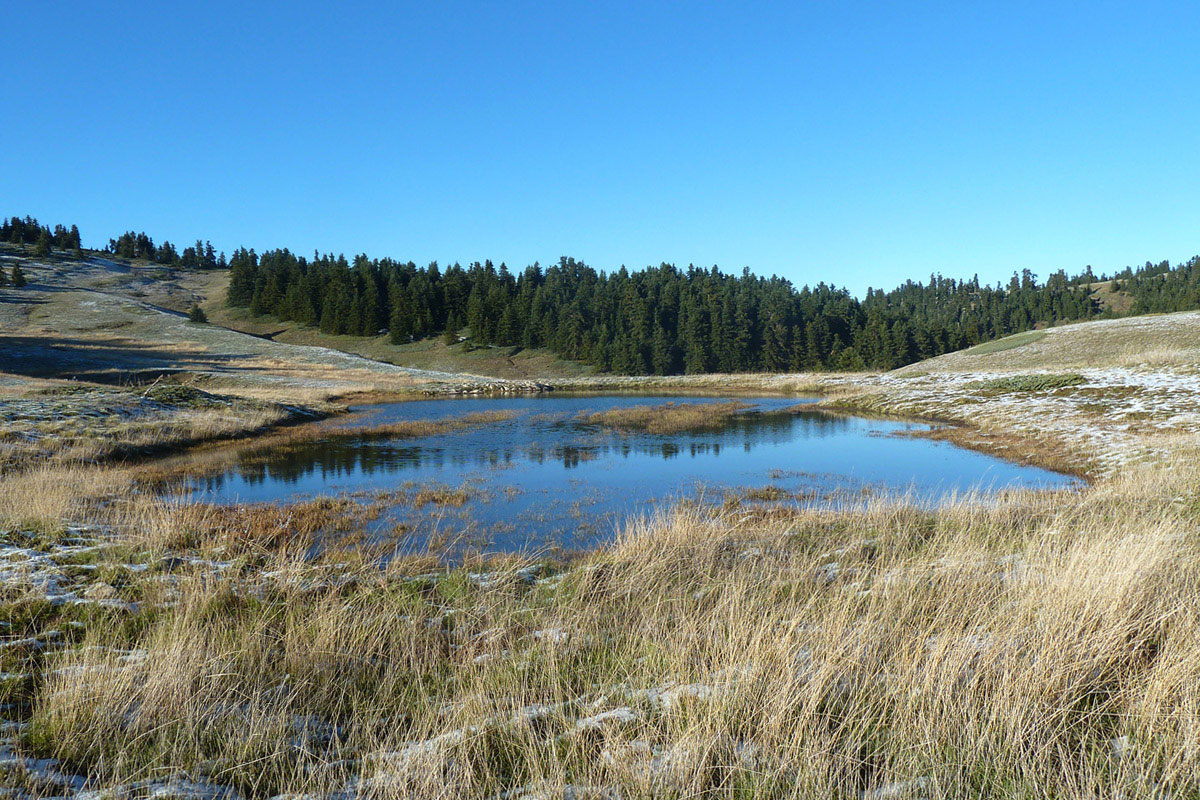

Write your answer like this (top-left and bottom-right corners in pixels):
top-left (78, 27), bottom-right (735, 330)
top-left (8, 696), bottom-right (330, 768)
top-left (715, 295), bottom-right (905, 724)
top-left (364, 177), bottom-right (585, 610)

top-left (180, 395), bottom-right (1080, 555)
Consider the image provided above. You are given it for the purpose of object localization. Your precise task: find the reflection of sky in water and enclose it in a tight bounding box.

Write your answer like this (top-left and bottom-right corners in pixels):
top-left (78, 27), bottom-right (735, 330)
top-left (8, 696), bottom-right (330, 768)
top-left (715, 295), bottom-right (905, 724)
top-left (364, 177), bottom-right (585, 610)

top-left (180, 395), bottom-right (1081, 554)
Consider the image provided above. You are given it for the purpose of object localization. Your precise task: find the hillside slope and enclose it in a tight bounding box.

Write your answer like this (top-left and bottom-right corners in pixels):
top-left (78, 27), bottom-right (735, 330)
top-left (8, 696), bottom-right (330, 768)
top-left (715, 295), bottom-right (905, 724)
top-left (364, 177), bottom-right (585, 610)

top-left (201, 271), bottom-right (595, 381)
top-left (0, 246), bottom-right (531, 401)
top-left (813, 311), bottom-right (1200, 477)
top-left (897, 310), bottom-right (1200, 374)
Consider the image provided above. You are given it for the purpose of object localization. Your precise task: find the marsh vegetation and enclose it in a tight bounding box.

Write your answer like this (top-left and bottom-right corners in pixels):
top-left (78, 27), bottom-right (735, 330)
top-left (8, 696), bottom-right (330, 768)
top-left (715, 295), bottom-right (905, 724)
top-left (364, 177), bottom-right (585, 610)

top-left (166, 395), bottom-right (1075, 554)
top-left (3, 244), bottom-right (1200, 797)
top-left (0, 439), bottom-right (1195, 798)
top-left (575, 400), bottom-right (754, 434)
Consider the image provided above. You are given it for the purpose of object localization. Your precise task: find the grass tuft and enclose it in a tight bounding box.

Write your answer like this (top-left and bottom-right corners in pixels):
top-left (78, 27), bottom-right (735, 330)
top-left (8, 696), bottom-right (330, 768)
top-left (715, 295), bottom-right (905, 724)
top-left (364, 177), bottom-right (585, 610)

top-left (576, 401), bottom-right (753, 434)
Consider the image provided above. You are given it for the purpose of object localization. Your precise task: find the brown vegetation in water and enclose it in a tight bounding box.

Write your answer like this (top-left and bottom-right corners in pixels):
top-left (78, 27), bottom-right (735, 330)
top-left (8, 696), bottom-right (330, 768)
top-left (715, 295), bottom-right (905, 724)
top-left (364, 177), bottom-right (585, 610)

top-left (230, 407), bottom-right (520, 449)
top-left (319, 408), bottom-right (519, 440)
top-left (576, 400), bottom-right (753, 434)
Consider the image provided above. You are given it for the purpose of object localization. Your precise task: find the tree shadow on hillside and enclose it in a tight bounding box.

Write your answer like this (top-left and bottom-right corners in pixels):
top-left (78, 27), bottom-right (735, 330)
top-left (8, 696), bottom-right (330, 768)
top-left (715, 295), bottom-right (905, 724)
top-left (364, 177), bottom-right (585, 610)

top-left (0, 334), bottom-right (256, 384)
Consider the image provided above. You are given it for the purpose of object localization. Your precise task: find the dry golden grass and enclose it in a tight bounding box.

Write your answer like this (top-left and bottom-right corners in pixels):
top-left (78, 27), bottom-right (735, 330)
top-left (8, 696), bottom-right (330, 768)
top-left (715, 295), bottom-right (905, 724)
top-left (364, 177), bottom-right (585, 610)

top-left (5, 302), bottom-right (1200, 796)
top-left (134, 486), bottom-right (481, 555)
top-left (577, 400), bottom-right (753, 434)
top-left (899, 310), bottom-right (1200, 374)
top-left (0, 465), bottom-right (131, 532)
top-left (0, 433), bottom-right (1196, 797)
top-left (95, 405), bottom-right (292, 455)
top-left (0, 394), bottom-right (298, 471)
top-left (138, 495), bottom-right (390, 554)
top-left (193, 381), bottom-right (363, 406)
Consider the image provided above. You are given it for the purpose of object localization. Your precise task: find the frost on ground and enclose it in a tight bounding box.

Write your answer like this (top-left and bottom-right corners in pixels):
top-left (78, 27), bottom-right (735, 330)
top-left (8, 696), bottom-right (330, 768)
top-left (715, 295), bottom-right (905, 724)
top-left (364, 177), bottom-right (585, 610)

top-left (0, 254), bottom-right (544, 411)
top-left (0, 385), bottom-right (316, 465)
top-left (829, 365), bottom-right (1200, 475)
top-left (548, 311), bottom-right (1200, 477)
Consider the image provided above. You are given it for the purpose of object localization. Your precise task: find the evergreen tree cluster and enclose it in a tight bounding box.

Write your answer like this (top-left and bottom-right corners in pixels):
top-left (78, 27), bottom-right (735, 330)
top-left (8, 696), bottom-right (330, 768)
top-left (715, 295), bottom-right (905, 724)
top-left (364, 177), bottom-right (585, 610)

top-left (106, 232), bottom-right (224, 269)
top-left (1114, 258), bottom-right (1200, 314)
top-left (2, 216), bottom-right (81, 252)
top-left (227, 248), bottom-right (1185, 373)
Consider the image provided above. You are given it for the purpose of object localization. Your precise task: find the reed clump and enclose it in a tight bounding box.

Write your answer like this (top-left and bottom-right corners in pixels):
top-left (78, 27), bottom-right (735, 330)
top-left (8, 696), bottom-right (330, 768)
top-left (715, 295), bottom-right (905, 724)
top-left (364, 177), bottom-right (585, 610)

top-left (316, 408), bottom-right (519, 440)
top-left (577, 400), bottom-right (752, 434)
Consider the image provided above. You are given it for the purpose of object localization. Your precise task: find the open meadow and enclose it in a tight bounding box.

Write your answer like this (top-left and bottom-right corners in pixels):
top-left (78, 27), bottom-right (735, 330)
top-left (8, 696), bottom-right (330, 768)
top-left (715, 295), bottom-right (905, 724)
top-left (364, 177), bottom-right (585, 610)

top-left (2, 247), bottom-right (1200, 798)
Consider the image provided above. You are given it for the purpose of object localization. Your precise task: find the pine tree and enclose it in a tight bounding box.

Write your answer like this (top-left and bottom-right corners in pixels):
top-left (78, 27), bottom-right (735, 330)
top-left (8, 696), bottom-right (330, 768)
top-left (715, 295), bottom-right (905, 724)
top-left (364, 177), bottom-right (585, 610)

top-left (188, 304), bottom-right (208, 323)
top-left (320, 282), bottom-right (351, 335)
top-left (762, 321), bottom-right (789, 372)
top-left (497, 305), bottom-right (520, 346)
top-left (11, 264), bottom-right (26, 287)
top-left (34, 230), bottom-right (51, 257)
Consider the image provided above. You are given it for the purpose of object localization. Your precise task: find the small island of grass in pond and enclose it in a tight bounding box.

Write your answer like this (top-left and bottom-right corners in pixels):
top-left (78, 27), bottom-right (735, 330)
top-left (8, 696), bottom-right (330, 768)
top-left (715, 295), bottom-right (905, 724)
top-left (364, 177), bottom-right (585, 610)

top-left (575, 400), bottom-right (754, 434)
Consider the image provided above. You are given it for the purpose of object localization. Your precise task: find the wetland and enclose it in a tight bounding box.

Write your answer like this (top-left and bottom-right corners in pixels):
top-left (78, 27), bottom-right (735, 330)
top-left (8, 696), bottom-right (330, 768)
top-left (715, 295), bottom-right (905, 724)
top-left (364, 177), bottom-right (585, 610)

top-left (172, 394), bottom-right (1081, 555)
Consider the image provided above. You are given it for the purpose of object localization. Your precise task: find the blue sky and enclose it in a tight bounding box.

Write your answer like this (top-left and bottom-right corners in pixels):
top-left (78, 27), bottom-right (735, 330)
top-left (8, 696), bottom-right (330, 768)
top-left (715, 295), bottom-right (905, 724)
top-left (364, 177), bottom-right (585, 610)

top-left (4, 1), bottom-right (1198, 295)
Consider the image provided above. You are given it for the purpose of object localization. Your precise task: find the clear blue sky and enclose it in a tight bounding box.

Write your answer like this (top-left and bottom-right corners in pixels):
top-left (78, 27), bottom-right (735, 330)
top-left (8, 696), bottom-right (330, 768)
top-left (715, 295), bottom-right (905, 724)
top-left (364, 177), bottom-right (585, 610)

top-left (4, 1), bottom-right (1198, 295)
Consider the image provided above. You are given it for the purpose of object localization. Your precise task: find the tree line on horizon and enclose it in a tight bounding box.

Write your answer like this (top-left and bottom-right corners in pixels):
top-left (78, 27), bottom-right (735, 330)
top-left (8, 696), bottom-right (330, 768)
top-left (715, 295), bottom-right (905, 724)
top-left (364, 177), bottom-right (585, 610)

top-left (226, 248), bottom-right (1200, 373)
top-left (2, 216), bottom-right (81, 256)
top-left (104, 231), bottom-right (225, 270)
top-left (2, 217), bottom-right (226, 270)
top-left (6, 215), bottom-right (1200, 372)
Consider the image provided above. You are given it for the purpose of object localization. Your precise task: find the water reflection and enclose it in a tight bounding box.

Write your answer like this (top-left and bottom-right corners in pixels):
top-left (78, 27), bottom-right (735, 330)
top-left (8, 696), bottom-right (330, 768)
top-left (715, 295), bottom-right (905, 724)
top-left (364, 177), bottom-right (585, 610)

top-left (178, 394), bottom-right (1080, 553)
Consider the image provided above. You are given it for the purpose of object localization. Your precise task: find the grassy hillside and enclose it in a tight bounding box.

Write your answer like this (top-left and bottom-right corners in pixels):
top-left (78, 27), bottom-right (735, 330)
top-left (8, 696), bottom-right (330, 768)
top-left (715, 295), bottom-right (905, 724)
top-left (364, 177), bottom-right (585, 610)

top-left (896, 308), bottom-right (1200, 374)
top-left (1086, 278), bottom-right (1136, 315)
top-left (0, 246), bottom-right (529, 405)
top-left (200, 272), bottom-right (596, 380)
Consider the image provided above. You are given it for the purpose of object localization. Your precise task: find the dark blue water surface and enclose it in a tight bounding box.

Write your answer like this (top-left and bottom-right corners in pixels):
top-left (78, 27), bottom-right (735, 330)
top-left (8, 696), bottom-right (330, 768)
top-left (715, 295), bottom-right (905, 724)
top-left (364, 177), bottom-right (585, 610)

top-left (180, 395), bottom-right (1080, 554)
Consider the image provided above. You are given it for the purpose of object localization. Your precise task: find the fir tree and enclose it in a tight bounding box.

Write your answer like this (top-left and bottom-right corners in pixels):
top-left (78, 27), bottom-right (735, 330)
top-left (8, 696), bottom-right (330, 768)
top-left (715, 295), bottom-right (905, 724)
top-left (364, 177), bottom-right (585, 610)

top-left (34, 230), bottom-right (51, 257)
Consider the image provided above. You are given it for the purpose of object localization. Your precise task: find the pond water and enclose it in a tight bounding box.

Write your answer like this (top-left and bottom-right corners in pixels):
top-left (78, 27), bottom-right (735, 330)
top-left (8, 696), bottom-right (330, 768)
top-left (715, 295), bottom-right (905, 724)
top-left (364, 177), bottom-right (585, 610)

top-left (179, 395), bottom-right (1080, 555)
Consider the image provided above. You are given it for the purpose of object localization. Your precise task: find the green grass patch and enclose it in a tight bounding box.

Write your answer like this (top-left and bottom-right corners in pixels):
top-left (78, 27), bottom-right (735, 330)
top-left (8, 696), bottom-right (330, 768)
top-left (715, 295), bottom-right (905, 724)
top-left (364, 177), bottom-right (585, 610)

top-left (968, 373), bottom-right (1086, 394)
top-left (963, 330), bottom-right (1047, 356)
top-left (142, 385), bottom-right (231, 408)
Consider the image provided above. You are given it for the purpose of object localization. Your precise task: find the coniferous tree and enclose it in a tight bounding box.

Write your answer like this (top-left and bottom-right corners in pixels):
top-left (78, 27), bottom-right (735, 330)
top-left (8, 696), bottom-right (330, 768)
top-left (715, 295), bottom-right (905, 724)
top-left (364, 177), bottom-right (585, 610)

top-left (34, 230), bottom-right (51, 257)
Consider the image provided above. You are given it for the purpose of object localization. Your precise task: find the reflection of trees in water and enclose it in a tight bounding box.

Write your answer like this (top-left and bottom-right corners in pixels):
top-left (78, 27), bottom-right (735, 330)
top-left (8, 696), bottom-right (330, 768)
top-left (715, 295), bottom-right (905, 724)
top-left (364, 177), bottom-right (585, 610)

top-left (196, 442), bottom-right (433, 489)
top-left (192, 410), bottom-right (856, 490)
